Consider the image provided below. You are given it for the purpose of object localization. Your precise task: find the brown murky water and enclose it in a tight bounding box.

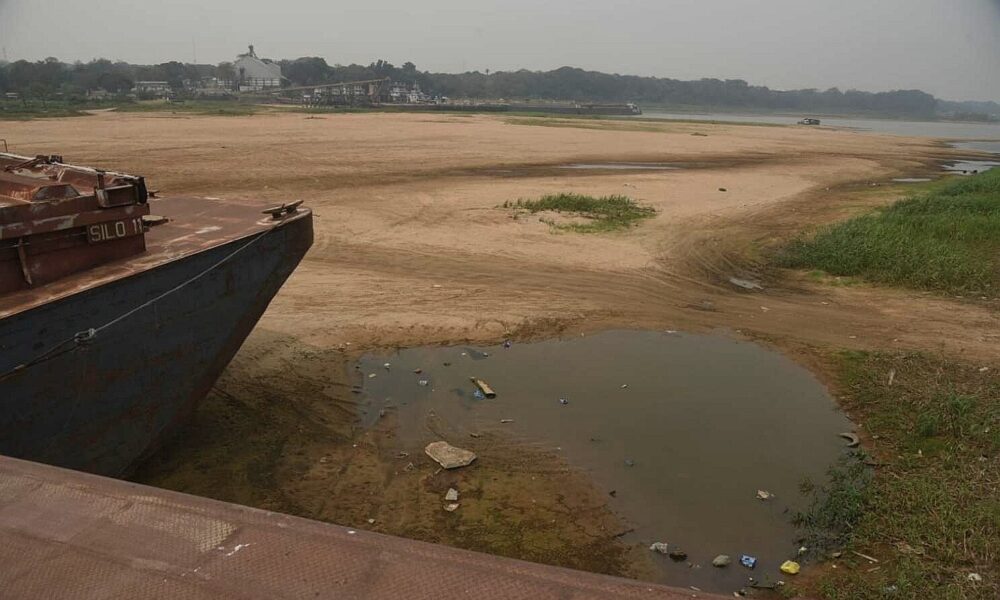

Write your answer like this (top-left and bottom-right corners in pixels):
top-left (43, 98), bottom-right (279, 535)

top-left (358, 330), bottom-right (854, 593)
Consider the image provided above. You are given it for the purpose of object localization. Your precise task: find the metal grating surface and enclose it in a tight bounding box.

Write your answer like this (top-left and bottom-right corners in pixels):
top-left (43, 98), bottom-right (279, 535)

top-left (0, 455), bottom-right (724, 599)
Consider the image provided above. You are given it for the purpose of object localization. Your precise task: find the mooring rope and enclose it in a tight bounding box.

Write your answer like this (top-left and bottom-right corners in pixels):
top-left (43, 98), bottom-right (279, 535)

top-left (0, 227), bottom-right (274, 383)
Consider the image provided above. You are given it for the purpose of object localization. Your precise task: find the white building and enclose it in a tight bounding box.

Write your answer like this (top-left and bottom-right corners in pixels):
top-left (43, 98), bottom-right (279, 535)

top-left (133, 81), bottom-right (172, 98)
top-left (234, 45), bottom-right (282, 92)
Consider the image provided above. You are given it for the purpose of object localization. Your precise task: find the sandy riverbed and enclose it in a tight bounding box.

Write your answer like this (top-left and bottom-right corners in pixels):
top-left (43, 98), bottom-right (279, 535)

top-left (5, 110), bottom-right (998, 590)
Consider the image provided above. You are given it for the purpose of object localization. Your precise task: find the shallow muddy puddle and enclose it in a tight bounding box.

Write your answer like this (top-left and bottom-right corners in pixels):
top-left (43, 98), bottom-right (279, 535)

top-left (943, 159), bottom-right (1000, 174)
top-left (358, 330), bottom-right (854, 593)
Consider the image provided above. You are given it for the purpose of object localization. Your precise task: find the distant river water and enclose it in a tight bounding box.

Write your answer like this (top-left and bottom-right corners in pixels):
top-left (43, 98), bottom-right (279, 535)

top-left (637, 112), bottom-right (1000, 174)
top-left (636, 111), bottom-right (1000, 144)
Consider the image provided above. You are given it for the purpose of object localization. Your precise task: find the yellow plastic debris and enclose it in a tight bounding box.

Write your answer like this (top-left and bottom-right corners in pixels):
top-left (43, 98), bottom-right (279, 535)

top-left (780, 560), bottom-right (801, 575)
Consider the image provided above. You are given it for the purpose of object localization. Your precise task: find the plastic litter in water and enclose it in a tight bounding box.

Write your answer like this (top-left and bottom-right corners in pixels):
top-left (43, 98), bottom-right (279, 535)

top-left (740, 555), bottom-right (757, 569)
top-left (779, 560), bottom-right (800, 575)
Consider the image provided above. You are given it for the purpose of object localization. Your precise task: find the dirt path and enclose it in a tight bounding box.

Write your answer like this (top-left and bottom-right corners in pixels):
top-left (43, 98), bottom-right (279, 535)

top-left (6, 110), bottom-right (996, 591)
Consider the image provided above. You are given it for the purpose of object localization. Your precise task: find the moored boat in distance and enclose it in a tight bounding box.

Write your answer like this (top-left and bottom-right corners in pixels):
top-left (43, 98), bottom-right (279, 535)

top-left (0, 152), bottom-right (313, 477)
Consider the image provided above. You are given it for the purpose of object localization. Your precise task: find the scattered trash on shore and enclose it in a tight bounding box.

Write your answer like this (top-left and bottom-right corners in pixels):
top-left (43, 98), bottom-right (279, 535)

top-left (649, 542), bottom-right (670, 554)
top-left (624, 459), bottom-right (636, 467)
top-left (418, 379), bottom-right (429, 387)
top-left (839, 432), bottom-right (860, 447)
top-left (559, 398), bottom-right (569, 405)
top-left (424, 441), bottom-right (477, 469)
top-left (500, 419), bottom-right (513, 424)
top-left (779, 560), bottom-right (800, 575)
top-left (756, 490), bottom-right (774, 500)
top-left (712, 554), bottom-right (731, 567)
top-left (740, 555), bottom-right (757, 569)
top-left (967, 573), bottom-right (983, 583)
top-left (894, 541), bottom-right (924, 555)
top-left (470, 377), bottom-right (496, 398)
top-left (851, 550), bottom-right (879, 563)
top-left (444, 503), bottom-right (460, 512)
top-left (888, 369), bottom-right (896, 385)
top-left (445, 488), bottom-right (459, 502)
top-left (729, 277), bottom-right (763, 291)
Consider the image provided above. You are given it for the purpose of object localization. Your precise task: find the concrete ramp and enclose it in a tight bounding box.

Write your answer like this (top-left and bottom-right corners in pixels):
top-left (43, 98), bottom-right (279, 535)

top-left (0, 455), bottom-right (723, 599)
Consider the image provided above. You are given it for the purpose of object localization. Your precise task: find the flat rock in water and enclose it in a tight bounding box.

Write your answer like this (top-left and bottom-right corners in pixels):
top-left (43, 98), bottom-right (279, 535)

top-left (649, 542), bottom-right (669, 554)
top-left (424, 441), bottom-right (477, 469)
top-left (712, 554), bottom-right (731, 567)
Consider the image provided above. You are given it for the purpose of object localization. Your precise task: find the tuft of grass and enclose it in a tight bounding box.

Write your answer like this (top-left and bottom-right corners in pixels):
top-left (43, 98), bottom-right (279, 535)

top-left (800, 352), bottom-right (999, 600)
top-left (778, 169), bottom-right (1000, 294)
top-left (795, 451), bottom-right (873, 553)
top-left (504, 193), bottom-right (655, 233)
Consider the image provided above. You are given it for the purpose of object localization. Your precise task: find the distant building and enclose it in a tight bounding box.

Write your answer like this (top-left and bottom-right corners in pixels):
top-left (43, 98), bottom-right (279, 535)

top-left (234, 45), bottom-right (282, 92)
top-left (387, 82), bottom-right (430, 104)
top-left (133, 81), bottom-right (172, 98)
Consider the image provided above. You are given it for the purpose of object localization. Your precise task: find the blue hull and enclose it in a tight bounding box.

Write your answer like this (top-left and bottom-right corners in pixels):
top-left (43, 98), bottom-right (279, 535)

top-left (0, 212), bottom-right (312, 477)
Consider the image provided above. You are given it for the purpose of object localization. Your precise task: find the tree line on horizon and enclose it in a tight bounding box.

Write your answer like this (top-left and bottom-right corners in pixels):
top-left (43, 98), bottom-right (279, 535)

top-left (0, 56), bottom-right (996, 121)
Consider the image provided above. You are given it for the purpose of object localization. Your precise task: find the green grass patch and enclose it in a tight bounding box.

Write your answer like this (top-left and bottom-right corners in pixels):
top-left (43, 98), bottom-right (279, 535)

top-left (778, 169), bottom-right (1000, 295)
top-left (114, 100), bottom-right (261, 117)
top-left (795, 352), bottom-right (999, 599)
top-left (0, 100), bottom-right (90, 120)
top-left (504, 193), bottom-right (656, 233)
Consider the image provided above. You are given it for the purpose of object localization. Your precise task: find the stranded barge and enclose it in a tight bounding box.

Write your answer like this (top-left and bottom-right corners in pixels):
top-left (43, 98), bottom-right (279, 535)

top-left (0, 152), bottom-right (312, 477)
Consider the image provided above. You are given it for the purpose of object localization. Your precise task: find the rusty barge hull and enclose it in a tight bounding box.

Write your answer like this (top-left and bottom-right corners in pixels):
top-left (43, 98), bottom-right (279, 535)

top-left (0, 198), bottom-right (312, 477)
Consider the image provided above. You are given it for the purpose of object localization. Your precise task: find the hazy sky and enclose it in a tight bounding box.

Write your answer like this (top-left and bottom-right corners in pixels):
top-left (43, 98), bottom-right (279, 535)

top-left (1, 0), bottom-right (998, 101)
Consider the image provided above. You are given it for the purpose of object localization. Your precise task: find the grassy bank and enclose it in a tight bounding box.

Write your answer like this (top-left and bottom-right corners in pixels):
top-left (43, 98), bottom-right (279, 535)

top-left (794, 352), bottom-right (998, 599)
top-left (0, 100), bottom-right (90, 120)
top-left (505, 193), bottom-right (656, 232)
top-left (779, 170), bottom-right (1000, 295)
top-left (114, 100), bottom-right (261, 117)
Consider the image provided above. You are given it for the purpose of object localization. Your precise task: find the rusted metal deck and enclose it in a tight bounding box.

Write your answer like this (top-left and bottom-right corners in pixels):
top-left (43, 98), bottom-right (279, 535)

top-left (0, 195), bottom-right (303, 319)
top-left (0, 456), bottom-right (722, 599)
